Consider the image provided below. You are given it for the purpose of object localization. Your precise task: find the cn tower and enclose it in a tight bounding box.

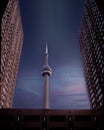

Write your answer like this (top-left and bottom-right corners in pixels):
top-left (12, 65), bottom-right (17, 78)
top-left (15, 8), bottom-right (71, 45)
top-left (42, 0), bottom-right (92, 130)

top-left (41, 44), bottom-right (52, 109)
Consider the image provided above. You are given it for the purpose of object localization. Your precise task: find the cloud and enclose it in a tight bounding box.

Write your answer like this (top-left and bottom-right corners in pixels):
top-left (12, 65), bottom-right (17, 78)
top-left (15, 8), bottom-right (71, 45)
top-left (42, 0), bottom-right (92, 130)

top-left (14, 0), bottom-right (87, 109)
top-left (50, 93), bottom-right (90, 109)
top-left (49, 65), bottom-right (90, 109)
top-left (13, 64), bottom-right (90, 109)
top-left (13, 86), bottom-right (43, 108)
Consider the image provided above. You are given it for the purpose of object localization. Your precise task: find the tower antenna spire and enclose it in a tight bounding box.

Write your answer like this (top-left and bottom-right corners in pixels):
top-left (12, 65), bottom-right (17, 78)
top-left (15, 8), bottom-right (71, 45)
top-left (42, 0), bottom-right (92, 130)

top-left (46, 42), bottom-right (48, 54)
top-left (41, 43), bottom-right (52, 109)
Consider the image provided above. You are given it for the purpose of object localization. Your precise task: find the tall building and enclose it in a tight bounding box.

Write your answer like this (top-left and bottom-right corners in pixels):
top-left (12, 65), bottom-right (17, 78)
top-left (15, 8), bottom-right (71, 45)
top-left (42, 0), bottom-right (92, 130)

top-left (0, 0), bottom-right (23, 108)
top-left (41, 44), bottom-right (52, 109)
top-left (79, 0), bottom-right (104, 110)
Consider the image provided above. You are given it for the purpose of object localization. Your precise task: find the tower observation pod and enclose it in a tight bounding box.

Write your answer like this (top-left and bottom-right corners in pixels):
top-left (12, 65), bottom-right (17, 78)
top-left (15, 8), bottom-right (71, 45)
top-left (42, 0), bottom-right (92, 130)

top-left (41, 43), bottom-right (52, 109)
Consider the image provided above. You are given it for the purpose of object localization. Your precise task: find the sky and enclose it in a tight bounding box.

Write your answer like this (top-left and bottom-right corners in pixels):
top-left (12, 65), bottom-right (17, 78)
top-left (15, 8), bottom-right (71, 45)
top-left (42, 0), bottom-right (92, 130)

top-left (13, 0), bottom-right (90, 109)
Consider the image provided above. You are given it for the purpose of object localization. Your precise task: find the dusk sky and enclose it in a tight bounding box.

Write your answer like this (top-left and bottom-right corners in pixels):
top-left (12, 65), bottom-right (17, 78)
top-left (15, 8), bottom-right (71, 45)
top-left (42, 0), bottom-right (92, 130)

top-left (13, 0), bottom-right (90, 109)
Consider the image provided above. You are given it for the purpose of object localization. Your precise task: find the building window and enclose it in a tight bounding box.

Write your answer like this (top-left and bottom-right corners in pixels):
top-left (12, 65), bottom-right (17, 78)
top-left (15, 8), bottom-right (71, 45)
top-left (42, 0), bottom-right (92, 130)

top-left (23, 115), bottom-right (40, 122)
top-left (75, 115), bottom-right (91, 121)
top-left (49, 115), bottom-right (66, 122)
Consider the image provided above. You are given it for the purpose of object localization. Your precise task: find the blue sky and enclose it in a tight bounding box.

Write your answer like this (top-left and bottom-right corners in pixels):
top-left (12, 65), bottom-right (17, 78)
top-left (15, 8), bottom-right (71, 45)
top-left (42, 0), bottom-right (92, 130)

top-left (13, 0), bottom-right (90, 109)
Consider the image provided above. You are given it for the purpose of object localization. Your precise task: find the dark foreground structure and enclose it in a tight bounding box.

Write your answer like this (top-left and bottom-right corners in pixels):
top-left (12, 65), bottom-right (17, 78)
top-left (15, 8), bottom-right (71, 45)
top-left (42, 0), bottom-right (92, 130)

top-left (0, 109), bottom-right (103, 130)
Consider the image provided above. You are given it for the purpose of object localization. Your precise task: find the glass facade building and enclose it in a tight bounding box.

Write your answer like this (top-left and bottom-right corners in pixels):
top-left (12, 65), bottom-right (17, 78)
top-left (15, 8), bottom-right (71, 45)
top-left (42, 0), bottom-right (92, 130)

top-left (79, 0), bottom-right (104, 110)
top-left (0, 0), bottom-right (23, 108)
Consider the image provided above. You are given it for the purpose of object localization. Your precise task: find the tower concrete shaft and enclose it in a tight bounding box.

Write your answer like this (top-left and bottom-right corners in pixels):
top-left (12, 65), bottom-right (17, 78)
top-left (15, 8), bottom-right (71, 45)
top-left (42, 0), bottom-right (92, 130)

top-left (44, 74), bottom-right (49, 109)
top-left (41, 44), bottom-right (52, 109)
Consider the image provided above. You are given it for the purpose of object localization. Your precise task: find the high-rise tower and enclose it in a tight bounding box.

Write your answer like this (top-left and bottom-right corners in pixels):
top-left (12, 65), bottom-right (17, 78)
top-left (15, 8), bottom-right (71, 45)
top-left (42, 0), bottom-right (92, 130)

top-left (41, 44), bottom-right (52, 109)
top-left (0, 0), bottom-right (23, 108)
top-left (79, 0), bottom-right (104, 110)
